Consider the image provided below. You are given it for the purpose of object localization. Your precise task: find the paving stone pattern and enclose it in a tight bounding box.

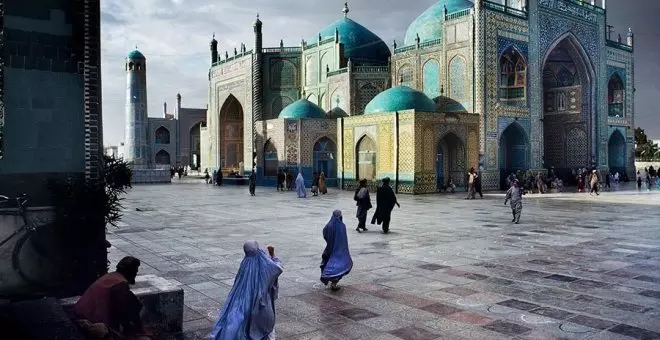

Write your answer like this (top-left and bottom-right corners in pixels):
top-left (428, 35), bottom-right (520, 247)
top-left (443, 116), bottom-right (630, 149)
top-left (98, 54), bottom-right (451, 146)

top-left (108, 183), bottom-right (660, 340)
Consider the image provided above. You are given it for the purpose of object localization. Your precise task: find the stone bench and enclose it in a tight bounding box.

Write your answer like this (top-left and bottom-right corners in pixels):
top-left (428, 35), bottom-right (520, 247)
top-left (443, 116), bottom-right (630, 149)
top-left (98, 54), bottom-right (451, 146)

top-left (60, 275), bottom-right (184, 334)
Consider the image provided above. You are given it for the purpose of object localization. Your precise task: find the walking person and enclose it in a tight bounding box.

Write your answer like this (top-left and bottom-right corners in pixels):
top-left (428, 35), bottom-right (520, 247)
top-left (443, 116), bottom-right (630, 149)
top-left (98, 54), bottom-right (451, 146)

top-left (605, 171), bottom-right (611, 190)
top-left (475, 170), bottom-right (483, 198)
top-left (295, 173), bottom-right (307, 198)
top-left (504, 179), bottom-right (524, 224)
top-left (204, 169), bottom-right (211, 184)
top-left (354, 179), bottom-right (372, 233)
top-left (248, 171), bottom-right (256, 196)
top-left (319, 171), bottom-right (328, 195)
top-left (371, 178), bottom-right (400, 234)
top-left (210, 241), bottom-right (283, 340)
top-left (276, 169), bottom-right (285, 191)
top-left (466, 168), bottom-right (476, 199)
top-left (637, 170), bottom-right (643, 190)
top-left (320, 210), bottom-right (353, 291)
top-left (311, 172), bottom-right (319, 196)
top-left (589, 170), bottom-right (600, 196)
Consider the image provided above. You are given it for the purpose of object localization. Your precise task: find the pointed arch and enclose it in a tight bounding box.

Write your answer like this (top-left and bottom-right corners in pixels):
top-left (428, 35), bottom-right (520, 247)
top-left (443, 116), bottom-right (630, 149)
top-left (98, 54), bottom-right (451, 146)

top-left (499, 122), bottom-right (530, 180)
top-left (608, 73), bottom-right (625, 117)
top-left (608, 129), bottom-right (626, 171)
top-left (397, 64), bottom-right (413, 87)
top-left (449, 55), bottom-right (467, 99)
top-left (542, 33), bottom-right (595, 170)
top-left (437, 132), bottom-right (466, 189)
top-left (219, 94), bottom-right (244, 171)
top-left (270, 59), bottom-right (297, 89)
top-left (155, 149), bottom-right (171, 165)
top-left (356, 135), bottom-right (376, 181)
top-left (499, 46), bottom-right (526, 100)
top-left (423, 59), bottom-right (440, 98)
top-left (263, 138), bottom-right (279, 177)
top-left (313, 136), bottom-right (337, 178)
top-left (189, 121), bottom-right (203, 170)
top-left (155, 126), bottom-right (170, 144)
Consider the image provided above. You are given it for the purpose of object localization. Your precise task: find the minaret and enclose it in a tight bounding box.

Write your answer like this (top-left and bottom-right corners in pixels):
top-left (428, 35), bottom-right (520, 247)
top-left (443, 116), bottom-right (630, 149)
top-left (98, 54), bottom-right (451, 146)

top-left (252, 14), bottom-right (264, 171)
top-left (627, 27), bottom-right (634, 47)
top-left (210, 33), bottom-right (218, 64)
top-left (176, 92), bottom-right (182, 119)
top-left (124, 47), bottom-right (149, 167)
top-left (163, 101), bottom-right (167, 118)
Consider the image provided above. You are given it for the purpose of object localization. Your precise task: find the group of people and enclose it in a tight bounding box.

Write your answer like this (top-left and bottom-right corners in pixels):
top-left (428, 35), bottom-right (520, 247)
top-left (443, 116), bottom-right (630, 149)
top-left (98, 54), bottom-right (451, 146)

top-left (637, 166), bottom-right (659, 191)
top-left (466, 168), bottom-right (484, 199)
top-left (311, 172), bottom-right (328, 196)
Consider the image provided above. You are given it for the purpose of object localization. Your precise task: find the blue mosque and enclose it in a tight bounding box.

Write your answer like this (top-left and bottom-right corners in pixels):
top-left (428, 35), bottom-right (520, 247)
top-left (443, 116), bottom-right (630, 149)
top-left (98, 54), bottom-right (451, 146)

top-left (199, 0), bottom-right (635, 192)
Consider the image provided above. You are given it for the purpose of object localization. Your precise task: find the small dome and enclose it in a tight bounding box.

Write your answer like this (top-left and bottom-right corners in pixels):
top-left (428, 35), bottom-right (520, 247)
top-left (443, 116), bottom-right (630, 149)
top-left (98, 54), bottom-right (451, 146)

top-left (434, 96), bottom-right (468, 113)
top-left (313, 18), bottom-right (391, 63)
top-left (364, 86), bottom-right (436, 114)
top-left (279, 99), bottom-right (327, 119)
top-left (128, 49), bottom-right (145, 59)
top-left (404, 0), bottom-right (474, 45)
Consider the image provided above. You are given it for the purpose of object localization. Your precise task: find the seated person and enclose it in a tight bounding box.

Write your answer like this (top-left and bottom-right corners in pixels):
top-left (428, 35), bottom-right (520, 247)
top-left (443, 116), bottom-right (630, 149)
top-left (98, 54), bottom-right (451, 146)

top-left (73, 256), bottom-right (150, 340)
top-left (446, 179), bottom-right (456, 193)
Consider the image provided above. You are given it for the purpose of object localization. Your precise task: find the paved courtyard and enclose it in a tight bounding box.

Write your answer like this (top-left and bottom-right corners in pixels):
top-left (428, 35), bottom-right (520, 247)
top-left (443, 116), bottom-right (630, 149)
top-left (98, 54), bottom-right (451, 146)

top-left (108, 182), bottom-right (660, 340)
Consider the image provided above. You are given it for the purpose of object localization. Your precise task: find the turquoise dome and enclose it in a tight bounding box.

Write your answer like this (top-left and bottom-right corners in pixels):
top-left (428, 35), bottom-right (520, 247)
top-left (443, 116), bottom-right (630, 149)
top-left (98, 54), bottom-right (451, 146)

top-left (364, 86), bottom-right (437, 114)
top-left (314, 18), bottom-right (391, 63)
top-left (279, 98), bottom-right (327, 119)
top-left (404, 0), bottom-right (474, 45)
top-left (128, 49), bottom-right (145, 59)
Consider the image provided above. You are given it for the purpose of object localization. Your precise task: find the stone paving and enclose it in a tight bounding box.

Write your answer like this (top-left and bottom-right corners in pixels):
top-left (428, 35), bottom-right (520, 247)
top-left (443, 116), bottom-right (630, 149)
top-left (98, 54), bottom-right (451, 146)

top-left (108, 182), bottom-right (660, 340)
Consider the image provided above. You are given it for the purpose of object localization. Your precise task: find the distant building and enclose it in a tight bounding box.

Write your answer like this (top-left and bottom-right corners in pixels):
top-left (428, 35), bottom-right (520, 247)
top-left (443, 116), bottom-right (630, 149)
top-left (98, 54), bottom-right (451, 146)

top-left (105, 146), bottom-right (119, 158)
top-left (123, 51), bottom-right (206, 169)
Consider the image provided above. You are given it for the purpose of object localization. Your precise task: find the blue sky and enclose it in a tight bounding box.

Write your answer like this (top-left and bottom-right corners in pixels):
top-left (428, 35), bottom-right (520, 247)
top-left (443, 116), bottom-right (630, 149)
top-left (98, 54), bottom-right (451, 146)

top-left (100, 0), bottom-right (660, 145)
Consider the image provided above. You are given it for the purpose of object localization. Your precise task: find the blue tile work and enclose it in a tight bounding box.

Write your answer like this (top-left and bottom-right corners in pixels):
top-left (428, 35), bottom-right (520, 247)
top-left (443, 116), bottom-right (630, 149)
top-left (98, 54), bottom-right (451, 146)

top-left (607, 126), bottom-right (626, 170)
top-left (497, 37), bottom-right (530, 109)
top-left (449, 56), bottom-right (468, 110)
top-left (498, 36), bottom-right (529, 56)
top-left (0, 0), bottom-right (5, 159)
top-left (423, 59), bottom-right (440, 99)
top-left (498, 117), bottom-right (530, 138)
top-left (1, 7), bottom-right (86, 173)
top-left (606, 66), bottom-right (626, 86)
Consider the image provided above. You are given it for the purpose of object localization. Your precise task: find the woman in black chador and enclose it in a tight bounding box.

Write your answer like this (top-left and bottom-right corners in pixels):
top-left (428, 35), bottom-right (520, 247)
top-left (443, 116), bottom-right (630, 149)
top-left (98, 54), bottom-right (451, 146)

top-left (370, 178), bottom-right (400, 234)
top-left (354, 179), bottom-right (372, 233)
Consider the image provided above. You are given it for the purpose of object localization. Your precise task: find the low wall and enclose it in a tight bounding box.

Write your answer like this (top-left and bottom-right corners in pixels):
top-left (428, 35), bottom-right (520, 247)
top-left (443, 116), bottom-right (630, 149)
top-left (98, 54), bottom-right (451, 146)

top-left (131, 169), bottom-right (172, 184)
top-left (0, 207), bottom-right (57, 296)
top-left (635, 161), bottom-right (660, 172)
top-left (60, 274), bottom-right (184, 334)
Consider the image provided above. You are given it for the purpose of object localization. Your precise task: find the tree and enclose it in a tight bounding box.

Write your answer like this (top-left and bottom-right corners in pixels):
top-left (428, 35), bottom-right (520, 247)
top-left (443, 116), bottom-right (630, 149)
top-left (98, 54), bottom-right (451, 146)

top-left (634, 127), bottom-right (658, 159)
top-left (635, 127), bottom-right (649, 146)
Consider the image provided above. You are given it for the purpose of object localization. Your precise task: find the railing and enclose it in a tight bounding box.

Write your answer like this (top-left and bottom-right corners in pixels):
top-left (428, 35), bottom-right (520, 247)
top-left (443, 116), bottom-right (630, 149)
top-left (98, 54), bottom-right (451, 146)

top-left (419, 39), bottom-right (442, 49)
top-left (327, 67), bottom-right (348, 77)
top-left (394, 45), bottom-right (416, 54)
top-left (606, 40), bottom-right (633, 52)
top-left (352, 66), bottom-right (389, 73)
top-left (262, 46), bottom-right (302, 54)
top-left (608, 103), bottom-right (624, 117)
top-left (320, 37), bottom-right (335, 46)
top-left (446, 8), bottom-right (472, 21)
top-left (483, 0), bottom-right (527, 18)
top-left (212, 50), bottom-right (253, 67)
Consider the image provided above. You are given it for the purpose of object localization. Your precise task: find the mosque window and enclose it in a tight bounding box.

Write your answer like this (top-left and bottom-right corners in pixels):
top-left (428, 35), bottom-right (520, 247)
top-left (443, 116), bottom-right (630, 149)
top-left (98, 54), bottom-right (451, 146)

top-left (264, 140), bottom-right (278, 177)
top-left (357, 135), bottom-right (377, 181)
top-left (557, 92), bottom-right (567, 112)
top-left (498, 48), bottom-right (526, 100)
top-left (271, 96), bottom-right (293, 118)
top-left (358, 84), bottom-right (379, 114)
top-left (398, 66), bottom-right (413, 87)
top-left (155, 127), bottom-right (170, 144)
top-left (271, 60), bottom-right (297, 89)
top-left (608, 73), bottom-right (624, 117)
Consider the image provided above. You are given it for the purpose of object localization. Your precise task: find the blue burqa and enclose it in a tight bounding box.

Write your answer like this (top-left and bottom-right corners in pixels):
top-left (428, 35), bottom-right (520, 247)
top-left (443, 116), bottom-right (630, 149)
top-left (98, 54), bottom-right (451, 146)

top-left (320, 210), bottom-right (353, 284)
top-left (210, 240), bottom-right (283, 340)
top-left (295, 173), bottom-right (307, 198)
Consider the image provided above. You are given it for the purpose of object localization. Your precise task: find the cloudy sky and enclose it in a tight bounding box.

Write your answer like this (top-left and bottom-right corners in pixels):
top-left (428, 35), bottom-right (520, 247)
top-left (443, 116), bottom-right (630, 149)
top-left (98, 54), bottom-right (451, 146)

top-left (100, 0), bottom-right (660, 146)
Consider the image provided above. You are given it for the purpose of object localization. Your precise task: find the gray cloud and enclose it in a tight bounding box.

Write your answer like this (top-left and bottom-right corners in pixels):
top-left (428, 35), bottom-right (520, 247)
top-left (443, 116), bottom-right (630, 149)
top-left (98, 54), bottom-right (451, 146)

top-left (101, 0), bottom-right (660, 146)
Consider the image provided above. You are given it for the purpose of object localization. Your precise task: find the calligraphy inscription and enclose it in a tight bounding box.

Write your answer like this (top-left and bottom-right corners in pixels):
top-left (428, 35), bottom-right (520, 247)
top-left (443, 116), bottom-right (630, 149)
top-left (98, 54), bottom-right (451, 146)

top-left (540, 0), bottom-right (599, 24)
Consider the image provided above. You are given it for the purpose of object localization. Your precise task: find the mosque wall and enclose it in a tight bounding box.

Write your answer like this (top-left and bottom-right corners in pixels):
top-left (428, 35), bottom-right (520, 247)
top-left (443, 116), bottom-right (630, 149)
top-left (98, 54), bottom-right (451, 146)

top-left (262, 52), bottom-right (300, 120)
top-left (351, 68), bottom-right (389, 115)
top-left (255, 119), bottom-right (285, 185)
top-left (208, 54), bottom-right (253, 173)
top-left (302, 40), bottom-right (340, 109)
top-left (606, 46), bottom-right (635, 176)
top-left (148, 118), bottom-right (177, 167)
top-left (299, 119), bottom-right (338, 186)
top-left (327, 72), bottom-right (350, 115)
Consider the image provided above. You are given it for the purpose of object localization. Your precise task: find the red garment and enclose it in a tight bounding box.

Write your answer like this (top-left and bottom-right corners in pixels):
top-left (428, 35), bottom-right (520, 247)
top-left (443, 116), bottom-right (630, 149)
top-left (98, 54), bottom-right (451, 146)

top-left (73, 272), bottom-right (142, 333)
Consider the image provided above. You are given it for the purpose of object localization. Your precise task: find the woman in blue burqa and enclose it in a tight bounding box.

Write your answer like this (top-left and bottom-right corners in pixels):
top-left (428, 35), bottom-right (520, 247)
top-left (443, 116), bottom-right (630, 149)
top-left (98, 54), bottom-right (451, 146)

top-left (320, 210), bottom-right (353, 291)
top-left (210, 240), bottom-right (283, 340)
top-left (295, 173), bottom-right (307, 198)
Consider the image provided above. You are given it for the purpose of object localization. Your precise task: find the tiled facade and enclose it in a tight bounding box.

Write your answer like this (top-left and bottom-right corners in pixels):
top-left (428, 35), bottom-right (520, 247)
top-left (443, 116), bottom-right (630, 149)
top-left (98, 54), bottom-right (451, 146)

top-left (0, 0), bottom-right (102, 204)
top-left (202, 0), bottom-right (635, 192)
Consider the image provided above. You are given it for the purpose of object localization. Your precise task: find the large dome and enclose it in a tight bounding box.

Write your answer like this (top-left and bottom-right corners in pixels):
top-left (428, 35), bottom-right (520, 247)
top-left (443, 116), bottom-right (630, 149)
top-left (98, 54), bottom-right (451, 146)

top-left (314, 17), bottom-right (391, 63)
top-left (364, 86), bottom-right (437, 114)
top-left (279, 98), bottom-right (327, 119)
top-left (404, 0), bottom-right (474, 45)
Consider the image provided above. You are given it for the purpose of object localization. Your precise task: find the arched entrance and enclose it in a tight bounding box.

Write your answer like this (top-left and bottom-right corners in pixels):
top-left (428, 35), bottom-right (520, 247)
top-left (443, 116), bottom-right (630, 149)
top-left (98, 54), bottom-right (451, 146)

top-left (263, 139), bottom-right (278, 177)
top-left (356, 135), bottom-right (376, 181)
top-left (608, 130), bottom-right (626, 174)
top-left (155, 149), bottom-right (171, 165)
top-left (436, 133), bottom-right (465, 190)
top-left (542, 34), bottom-right (593, 176)
top-left (219, 95), bottom-right (244, 173)
top-left (313, 137), bottom-right (337, 179)
top-left (499, 123), bottom-right (529, 189)
top-left (189, 121), bottom-right (203, 170)
top-left (155, 126), bottom-right (170, 144)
